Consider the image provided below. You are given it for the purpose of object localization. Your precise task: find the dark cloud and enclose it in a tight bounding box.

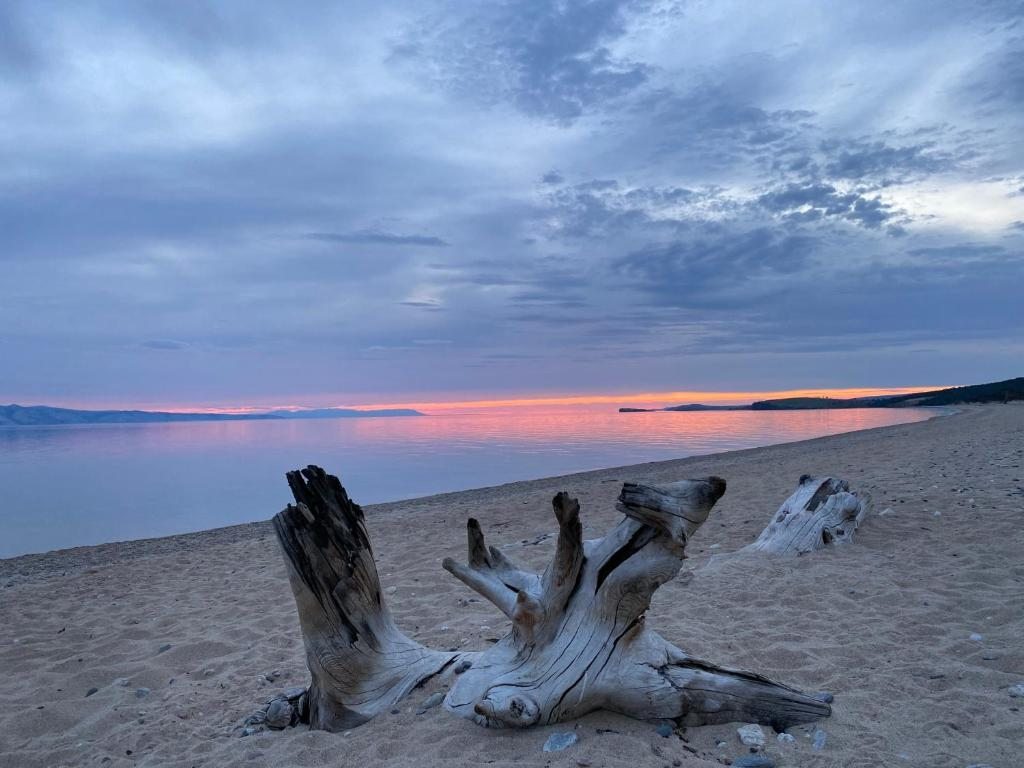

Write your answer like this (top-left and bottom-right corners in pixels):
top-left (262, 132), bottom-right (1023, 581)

top-left (538, 180), bottom-right (733, 240)
top-left (141, 339), bottom-right (189, 350)
top-left (595, 235), bottom-right (1024, 359)
top-left (822, 138), bottom-right (962, 183)
top-left (399, 300), bottom-right (445, 311)
top-left (626, 83), bottom-right (816, 169)
top-left (757, 183), bottom-right (900, 229)
top-left (395, 0), bottom-right (650, 122)
top-left (612, 227), bottom-right (817, 308)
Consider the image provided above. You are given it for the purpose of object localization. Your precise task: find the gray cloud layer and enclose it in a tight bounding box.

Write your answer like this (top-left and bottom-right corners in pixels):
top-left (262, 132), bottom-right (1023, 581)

top-left (1, 0), bottom-right (1022, 405)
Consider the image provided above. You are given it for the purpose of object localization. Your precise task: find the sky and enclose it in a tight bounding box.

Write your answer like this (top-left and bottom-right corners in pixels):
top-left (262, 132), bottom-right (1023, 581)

top-left (1, 0), bottom-right (1022, 410)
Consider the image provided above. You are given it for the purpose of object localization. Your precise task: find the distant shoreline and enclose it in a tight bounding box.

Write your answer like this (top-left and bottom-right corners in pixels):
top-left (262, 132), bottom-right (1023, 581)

top-left (0, 403), bottom-right (423, 427)
top-left (620, 376), bottom-right (1023, 412)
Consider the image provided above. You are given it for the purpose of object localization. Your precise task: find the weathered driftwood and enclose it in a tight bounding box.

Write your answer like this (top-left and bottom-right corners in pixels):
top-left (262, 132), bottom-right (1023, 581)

top-left (264, 466), bottom-right (831, 734)
top-left (739, 475), bottom-right (870, 556)
top-left (444, 477), bottom-right (829, 729)
top-left (272, 467), bottom-right (467, 730)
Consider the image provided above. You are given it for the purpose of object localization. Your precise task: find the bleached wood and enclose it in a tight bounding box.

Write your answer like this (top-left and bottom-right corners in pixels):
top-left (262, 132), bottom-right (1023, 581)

top-left (740, 475), bottom-right (871, 555)
top-left (617, 477), bottom-right (726, 544)
top-left (271, 466), bottom-right (467, 731)
top-left (266, 466), bottom-right (832, 734)
top-left (444, 476), bottom-right (830, 729)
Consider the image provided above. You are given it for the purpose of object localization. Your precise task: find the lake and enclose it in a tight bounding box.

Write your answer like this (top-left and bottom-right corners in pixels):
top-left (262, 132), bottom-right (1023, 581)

top-left (0, 405), bottom-right (939, 557)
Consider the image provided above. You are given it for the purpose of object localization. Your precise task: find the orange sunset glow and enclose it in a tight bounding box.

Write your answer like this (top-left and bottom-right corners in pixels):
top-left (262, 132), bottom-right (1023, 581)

top-left (346, 386), bottom-right (945, 413)
top-left (130, 384), bottom-right (948, 415)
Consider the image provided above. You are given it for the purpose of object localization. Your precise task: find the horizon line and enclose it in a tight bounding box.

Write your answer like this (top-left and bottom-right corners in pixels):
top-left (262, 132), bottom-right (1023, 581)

top-left (4, 385), bottom-right (953, 415)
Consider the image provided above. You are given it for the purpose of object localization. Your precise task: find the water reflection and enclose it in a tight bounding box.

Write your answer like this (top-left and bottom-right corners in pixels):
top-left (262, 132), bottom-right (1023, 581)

top-left (0, 405), bottom-right (937, 557)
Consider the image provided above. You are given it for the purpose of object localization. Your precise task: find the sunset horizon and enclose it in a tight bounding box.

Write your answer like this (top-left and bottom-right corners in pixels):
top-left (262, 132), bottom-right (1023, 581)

top-left (4, 383), bottom-right (961, 414)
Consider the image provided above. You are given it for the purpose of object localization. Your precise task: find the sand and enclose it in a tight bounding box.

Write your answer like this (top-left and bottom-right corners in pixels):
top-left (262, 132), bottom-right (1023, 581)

top-left (1, 404), bottom-right (1022, 768)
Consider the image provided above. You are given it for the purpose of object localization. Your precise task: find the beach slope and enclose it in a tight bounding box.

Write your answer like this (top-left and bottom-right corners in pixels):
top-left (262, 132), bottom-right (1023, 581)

top-left (1, 405), bottom-right (1022, 767)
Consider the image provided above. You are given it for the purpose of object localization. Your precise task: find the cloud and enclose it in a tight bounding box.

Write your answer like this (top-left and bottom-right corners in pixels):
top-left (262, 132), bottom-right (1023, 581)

top-left (399, 299), bottom-right (445, 311)
top-left (394, 0), bottom-right (651, 122)
top-left (821, 138), bottom-right (963, 183)
top-left (966, 36), bottom-right (1024, 112)
top-left (612, 227), bottom-right (817, 308)
top-left (302, 231), bottom-right (450, 247)
top-left (0, 0), bottom-right (1022, 402)
top-left (141, 339), bottom-right (189, 350)
top-left (630, 84), bottom-right (816, 164)
top-left (757, 183), bottom-right (901, 229)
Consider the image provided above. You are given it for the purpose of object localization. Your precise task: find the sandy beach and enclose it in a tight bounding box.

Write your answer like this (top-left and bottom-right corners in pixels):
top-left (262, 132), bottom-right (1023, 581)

top-left (1, 404), bottom-right (1022, 768)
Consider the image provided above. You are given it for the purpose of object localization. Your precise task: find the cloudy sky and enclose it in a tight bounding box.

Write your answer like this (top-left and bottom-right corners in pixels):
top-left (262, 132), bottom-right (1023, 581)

top-left (2, 0), bottom-right (1022, 409)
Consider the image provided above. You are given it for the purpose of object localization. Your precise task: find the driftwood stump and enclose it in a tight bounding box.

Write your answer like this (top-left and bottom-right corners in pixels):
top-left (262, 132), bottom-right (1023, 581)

top-left (262, 466), bottom-right (831, 733)
top-left (272, 468), bottom-right (466, 729)
top-left (739, 475), bottom-right (871, 556)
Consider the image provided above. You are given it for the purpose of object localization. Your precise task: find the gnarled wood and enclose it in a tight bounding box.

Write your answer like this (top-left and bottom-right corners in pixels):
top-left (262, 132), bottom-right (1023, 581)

top-left (265, 466), bottom-right (831, 734)
top-left (740, 475), bottom-right (871, 555)
top-left (445, 477), bottom-right (829, 729)
top-left (272, 466), bottom-right (466, 731)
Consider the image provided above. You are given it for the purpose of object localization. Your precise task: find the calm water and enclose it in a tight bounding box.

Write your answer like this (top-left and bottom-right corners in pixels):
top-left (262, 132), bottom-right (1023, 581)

top-left (0, 406), bottom-right (938, 558)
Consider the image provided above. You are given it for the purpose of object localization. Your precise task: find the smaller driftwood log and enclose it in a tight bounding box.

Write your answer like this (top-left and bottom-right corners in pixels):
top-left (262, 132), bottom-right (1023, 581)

top-left (255, 466), bottom-right (831, 734)
top-left (739, 475), bottom-right (870, 556)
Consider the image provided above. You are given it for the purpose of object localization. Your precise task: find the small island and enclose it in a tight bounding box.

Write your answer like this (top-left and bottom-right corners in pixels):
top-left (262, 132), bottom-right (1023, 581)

top-left (620, 377), bottom-right (1024, 412)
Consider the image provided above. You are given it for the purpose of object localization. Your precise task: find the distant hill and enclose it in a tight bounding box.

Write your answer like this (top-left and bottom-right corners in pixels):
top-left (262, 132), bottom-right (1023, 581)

top-left (0, 404), bottom-right (423, 427)
top-left (620, 377), bottom-right (1024, 413)
top-left (868, 377), bottom-right (1024, 407)
top-left (750, 378), bottom-right (1024, 410)
top-left (748, 396), bottom-right (898, 410)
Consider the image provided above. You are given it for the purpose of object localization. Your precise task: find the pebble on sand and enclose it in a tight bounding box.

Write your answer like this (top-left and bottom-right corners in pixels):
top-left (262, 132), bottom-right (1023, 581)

top-left (1007, 683), bottom-right (1024, 698)
top-left (85, 687), bottom-right (98, 697)
top-left (655, 723), bottom-right (673, 738)
top-left (542, 732), bottom-right (579, 752)
top-left (737, 724), bottom-right (766, 749)
top-left (265, 699), bottom-right (293, 729)
top-left (777, 732), bottom-right (795, 744)
top-left (812, 729), bottom-right (827, 750)
top-left (416, 692), bottom-right (445, 714)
